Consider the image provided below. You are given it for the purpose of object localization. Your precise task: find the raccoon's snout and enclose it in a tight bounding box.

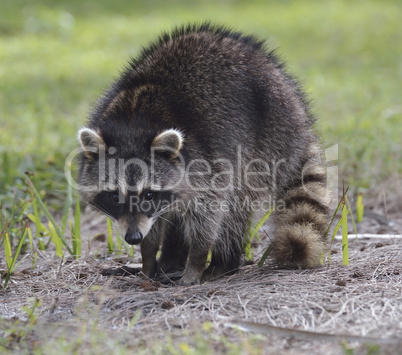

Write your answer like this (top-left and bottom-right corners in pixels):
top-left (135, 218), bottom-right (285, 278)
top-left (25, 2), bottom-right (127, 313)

top-left (125, 230), bottom-right (143, 245)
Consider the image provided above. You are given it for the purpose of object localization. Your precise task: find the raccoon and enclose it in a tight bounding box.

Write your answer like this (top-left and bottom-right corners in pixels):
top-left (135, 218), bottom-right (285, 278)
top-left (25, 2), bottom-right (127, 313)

top-left (77, 23), bottom-right (330, 285)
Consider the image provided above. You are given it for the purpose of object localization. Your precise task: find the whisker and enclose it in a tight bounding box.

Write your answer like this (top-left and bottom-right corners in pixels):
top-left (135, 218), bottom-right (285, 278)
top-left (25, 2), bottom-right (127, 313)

top-left (153, 205), bottom-right (172, 218)
top-left (89, 203), bottom-right (115, 221)
top-left (157, 215), bottom-right (174, 226)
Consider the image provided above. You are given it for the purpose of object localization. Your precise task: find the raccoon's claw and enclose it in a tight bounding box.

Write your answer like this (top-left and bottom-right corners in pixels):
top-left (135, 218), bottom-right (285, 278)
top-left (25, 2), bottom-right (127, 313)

top-left (177, 270), bottom-right (202, 286)
top-left (176, 277), bottom-right (200, 286)
top-left (153, 270), bottom-right (183, 285)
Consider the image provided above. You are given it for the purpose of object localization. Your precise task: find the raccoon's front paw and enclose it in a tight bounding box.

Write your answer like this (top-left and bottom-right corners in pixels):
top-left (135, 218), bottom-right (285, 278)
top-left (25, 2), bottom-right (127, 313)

top-left (177, 269), bottom-right (202, 286)
top-left (155, 270), bottom-right (183, 284)
top-left (177, 277), bottom-right (200, 286)
top-left (141, 259), bottom-right (159, 278)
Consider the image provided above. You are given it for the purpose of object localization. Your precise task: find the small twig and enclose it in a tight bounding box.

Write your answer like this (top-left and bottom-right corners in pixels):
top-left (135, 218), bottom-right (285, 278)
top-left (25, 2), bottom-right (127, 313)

top-left (224, 320), bottom-right (401, 345)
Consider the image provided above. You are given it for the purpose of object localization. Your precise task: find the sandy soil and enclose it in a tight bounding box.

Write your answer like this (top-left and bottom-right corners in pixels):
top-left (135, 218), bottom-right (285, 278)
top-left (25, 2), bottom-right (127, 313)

top-left (1, 208), bottom-right (401, 354)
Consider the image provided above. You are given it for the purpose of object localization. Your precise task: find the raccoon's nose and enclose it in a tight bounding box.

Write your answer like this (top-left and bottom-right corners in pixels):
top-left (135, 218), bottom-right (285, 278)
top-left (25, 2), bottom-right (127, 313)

top-left (124, 230), bottom-right (143, 245)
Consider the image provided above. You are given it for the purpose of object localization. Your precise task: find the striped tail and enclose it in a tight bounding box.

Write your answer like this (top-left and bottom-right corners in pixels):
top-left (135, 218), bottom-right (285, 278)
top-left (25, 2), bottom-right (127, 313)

top-left (270, 150), bottom-right (331, 268)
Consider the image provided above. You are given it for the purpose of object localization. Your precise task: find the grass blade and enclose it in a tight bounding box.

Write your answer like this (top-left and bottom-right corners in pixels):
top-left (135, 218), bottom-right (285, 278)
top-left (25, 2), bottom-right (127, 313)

top-left (327, 215), bottom-right (343, 264)
top-left (61, 185), bottom-right (73, 235)
top-left (258, 245), bottom-right (272, 267)
top-left (27, 227), bottom-right (37, 268)
top-left (0, 217), bottom-right (10, 247)
top-left (345, 194), bottom-right (357, 236)
top-left (32, 199), bottom-right (45, 250)
top-left (4, 233), bottom-right (12, 269)
top-left (245, 242), bottom-right (254, 262)
top-left (356, 193), bottom-right (364, 223)
top-left (109, 223), bottom-right (132, 256)
top-left (3, 227), bottom-right (28, 289)
top-left (72, 197), bottom-right (81, 259)
top-left (114, 224), bottom-right (135, 256)
top-left (342, 202), bottom-right (349, 266)
top-left (249, 208), bottom-right (274, 242)
top-left (26, 177), bottom-right (73, 255)
top-left (106, 218), bottom-right (114, 252)
top-left (323, 186), bottom-right (349, 241)
top-left (115, 226), bottom-right (122, 251)
top-left (247, 208), bottom-right (274, 265)
top-left (118, 229), bottom-right (134, 256)
top-left (48, 222), bottom-right (63, 257)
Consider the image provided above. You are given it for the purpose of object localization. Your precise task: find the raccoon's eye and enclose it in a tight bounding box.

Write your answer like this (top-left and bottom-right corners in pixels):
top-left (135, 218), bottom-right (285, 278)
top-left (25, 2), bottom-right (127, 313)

top-left (110, 192), bottom-right (120, 204)
top-left (144, 191), bottom-right (154, 201)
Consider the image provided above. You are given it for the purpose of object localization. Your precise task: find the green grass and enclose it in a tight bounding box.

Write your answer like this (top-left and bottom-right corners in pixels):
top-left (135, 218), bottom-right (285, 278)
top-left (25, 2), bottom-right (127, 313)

top-left (1, 0), bottom-right (401, 195)
top-left (0, 312), bottom-right (267, 355)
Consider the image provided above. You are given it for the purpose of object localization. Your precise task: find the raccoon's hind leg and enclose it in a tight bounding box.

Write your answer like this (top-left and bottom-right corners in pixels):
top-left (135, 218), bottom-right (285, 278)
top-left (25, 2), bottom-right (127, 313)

top-left (158, 215), bottom-right (189, 274)
top-left (270, 157), bottom-right (330, 268)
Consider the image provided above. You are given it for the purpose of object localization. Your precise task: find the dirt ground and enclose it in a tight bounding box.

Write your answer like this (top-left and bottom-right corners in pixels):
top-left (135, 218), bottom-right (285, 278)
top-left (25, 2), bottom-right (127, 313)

top-left (1, 206), bottom-right (401, 354)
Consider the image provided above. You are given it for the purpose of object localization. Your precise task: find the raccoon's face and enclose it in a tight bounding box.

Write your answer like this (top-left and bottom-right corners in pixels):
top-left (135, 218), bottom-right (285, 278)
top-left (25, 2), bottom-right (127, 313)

top-left (77, 126), bottom-right (184, 245)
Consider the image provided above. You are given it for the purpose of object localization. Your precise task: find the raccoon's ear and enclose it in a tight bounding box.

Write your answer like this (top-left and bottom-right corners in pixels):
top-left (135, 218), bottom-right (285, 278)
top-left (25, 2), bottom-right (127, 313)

top-left (152, 129), bottom-right (184, 158)
top-left (78, 128), bottom-right (105, 158)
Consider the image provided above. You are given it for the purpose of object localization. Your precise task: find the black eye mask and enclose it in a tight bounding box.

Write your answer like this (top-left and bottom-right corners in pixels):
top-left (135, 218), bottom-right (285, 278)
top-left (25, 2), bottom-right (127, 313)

top-left (129, 190), bottom-right (177, 217)
top-left (91, 190), bottom-right (177, 220)
top-left (91, 190), bottom-right (125, 220)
